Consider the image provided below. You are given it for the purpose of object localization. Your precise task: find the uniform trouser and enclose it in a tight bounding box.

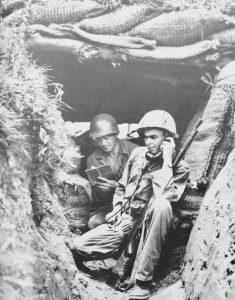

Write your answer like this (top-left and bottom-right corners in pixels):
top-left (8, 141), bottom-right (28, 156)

top-left (73, 197), bottom-right (173, 281)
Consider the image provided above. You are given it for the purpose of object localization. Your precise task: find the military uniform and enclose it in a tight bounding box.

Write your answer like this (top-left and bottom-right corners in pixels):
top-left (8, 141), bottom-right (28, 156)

top-left (87, 139), bottom-right (137, 228)
top-left (73, 146), bottom-right (189, 281)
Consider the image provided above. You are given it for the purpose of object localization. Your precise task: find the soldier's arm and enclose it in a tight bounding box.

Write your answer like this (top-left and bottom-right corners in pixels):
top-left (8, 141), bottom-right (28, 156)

top-left (112, 148), bottom-right (138, 207)
top-left (150, 159), bottom-right (190, 202)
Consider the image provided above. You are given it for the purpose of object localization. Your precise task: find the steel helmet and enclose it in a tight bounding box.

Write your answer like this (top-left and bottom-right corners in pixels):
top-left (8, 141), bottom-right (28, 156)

top-left (89, 113), bottom-right (119, 139)
top-left (137, 110), bottom-right (178, 138)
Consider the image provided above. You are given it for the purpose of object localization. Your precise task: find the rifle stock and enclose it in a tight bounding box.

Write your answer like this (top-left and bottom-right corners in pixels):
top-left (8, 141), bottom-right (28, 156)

top-left (124, 119), bottom-right (203, 257)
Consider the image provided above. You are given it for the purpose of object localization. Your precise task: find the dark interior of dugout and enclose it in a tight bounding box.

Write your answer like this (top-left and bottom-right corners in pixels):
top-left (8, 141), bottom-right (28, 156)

top-left (31, 45), bottom-right (214, 156)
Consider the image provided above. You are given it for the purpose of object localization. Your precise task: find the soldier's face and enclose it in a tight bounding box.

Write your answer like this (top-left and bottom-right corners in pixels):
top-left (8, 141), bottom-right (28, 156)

top-left (95, 134), bottom-right (118, 153)
top-left (144, 129), bottom-right (166, 155)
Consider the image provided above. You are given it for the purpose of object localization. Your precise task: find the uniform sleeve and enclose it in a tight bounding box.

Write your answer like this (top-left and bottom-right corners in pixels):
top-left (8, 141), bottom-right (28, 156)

top-left (150, 160), bottom-right (190, 202)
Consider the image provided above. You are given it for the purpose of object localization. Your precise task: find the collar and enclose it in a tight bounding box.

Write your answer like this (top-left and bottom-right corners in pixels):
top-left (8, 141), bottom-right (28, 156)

top-left (118, 139), bottom-right (128, 156)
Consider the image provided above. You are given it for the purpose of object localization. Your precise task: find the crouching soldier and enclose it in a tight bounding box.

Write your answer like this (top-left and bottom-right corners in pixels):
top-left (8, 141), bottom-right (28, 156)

top-left (68, 110), bottom-right (190, 300)
top-left (87, 113), bottom-right (137, 229)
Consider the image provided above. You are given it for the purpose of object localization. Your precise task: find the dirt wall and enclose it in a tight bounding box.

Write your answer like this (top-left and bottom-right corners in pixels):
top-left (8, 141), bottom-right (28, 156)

top-left (183, 145), bottom-right (235, 300)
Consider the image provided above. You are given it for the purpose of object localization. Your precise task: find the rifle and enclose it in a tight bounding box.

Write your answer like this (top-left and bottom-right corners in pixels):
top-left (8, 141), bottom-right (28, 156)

top-left (124, 119), bottom-right (203, 258)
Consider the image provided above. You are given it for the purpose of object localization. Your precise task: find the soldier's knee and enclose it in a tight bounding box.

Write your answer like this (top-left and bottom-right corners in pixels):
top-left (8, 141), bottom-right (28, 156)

top-left (88, 218), bottom-right (100, 229)
top-left (72, 236), bottom-right (84, 251)
top-left (88, 214), bottom-right (105, 229)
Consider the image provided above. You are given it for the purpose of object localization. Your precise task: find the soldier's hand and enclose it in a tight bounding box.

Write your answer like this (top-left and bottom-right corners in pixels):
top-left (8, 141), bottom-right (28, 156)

top-left (95, 177), bottom-right (118, 192)
top-left (105, 205), bottom-right (122, 225)
top-left (119, 213), bottom-right (133, 234)
top-left (160, 137), bottom-right (175, 165)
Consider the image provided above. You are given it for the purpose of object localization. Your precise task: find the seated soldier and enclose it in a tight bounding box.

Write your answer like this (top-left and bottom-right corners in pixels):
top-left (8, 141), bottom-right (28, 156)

top-left (87, 113), bottom-right (137, 229)
top-left (68, 110), bottom-right (190, 300)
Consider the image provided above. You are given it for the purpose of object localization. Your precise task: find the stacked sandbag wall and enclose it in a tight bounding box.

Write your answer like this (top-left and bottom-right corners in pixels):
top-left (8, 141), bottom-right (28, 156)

top-left (160, 61), bottom-right (235, 270)
top-left (2, 0), bottom-right (121, 26)
top-left (4, 0), bottom-right (235, 64)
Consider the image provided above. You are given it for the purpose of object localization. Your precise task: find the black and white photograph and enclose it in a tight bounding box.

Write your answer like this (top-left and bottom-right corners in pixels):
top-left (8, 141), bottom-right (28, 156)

top-left (1, 0), bottom-right (235, 299)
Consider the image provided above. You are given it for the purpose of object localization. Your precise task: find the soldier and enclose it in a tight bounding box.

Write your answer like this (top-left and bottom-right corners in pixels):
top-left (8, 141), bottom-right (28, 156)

top-left (87, 113), bottom-right (137, 229)
top-left (69, 110), bottom-right (190, 300)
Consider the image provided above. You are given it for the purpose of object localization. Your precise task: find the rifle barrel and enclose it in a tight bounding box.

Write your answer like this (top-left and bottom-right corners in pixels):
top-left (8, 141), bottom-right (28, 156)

top-left (173, 119), bottom-right (203, 167)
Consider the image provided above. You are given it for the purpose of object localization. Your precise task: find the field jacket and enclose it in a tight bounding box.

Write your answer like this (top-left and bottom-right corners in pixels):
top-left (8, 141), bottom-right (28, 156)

top-left (113, 147), bottom-right (190, 209)
top-left (86, 139), bottom-right (137, 210)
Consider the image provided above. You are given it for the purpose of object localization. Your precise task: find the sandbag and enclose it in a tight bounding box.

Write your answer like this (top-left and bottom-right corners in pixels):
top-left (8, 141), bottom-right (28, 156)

top-left (208, 28), bottom-right (235, 45)
top-left (62, 181), bottom-right (90, 232)
top-left (55, 172), bottom-right (91, 233)
top-left (185, 88), bottom-right (234, 184)
top-left (30, 23), bottom-right (156, 49)
top-left (27, 0), bottom-right (115, 26)
top-left (120, 39), bottom-right (219, 60)
top-left (180, 85), bottom-right (235, 213)
top-left (127, 9), bottom-right (235, 46)
top-left (79, 4), bottom-right (158, 35)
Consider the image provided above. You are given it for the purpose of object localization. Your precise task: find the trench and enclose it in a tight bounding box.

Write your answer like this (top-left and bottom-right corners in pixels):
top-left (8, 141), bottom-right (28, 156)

top-left (2, 0), bottom-right (235, 298)
top-left (29, 44), bottom-right (216, 298)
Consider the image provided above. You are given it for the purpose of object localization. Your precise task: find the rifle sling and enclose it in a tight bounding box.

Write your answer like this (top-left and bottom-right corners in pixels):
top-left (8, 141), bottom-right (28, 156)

top-left (120, 198), bottom-right (151, 291)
